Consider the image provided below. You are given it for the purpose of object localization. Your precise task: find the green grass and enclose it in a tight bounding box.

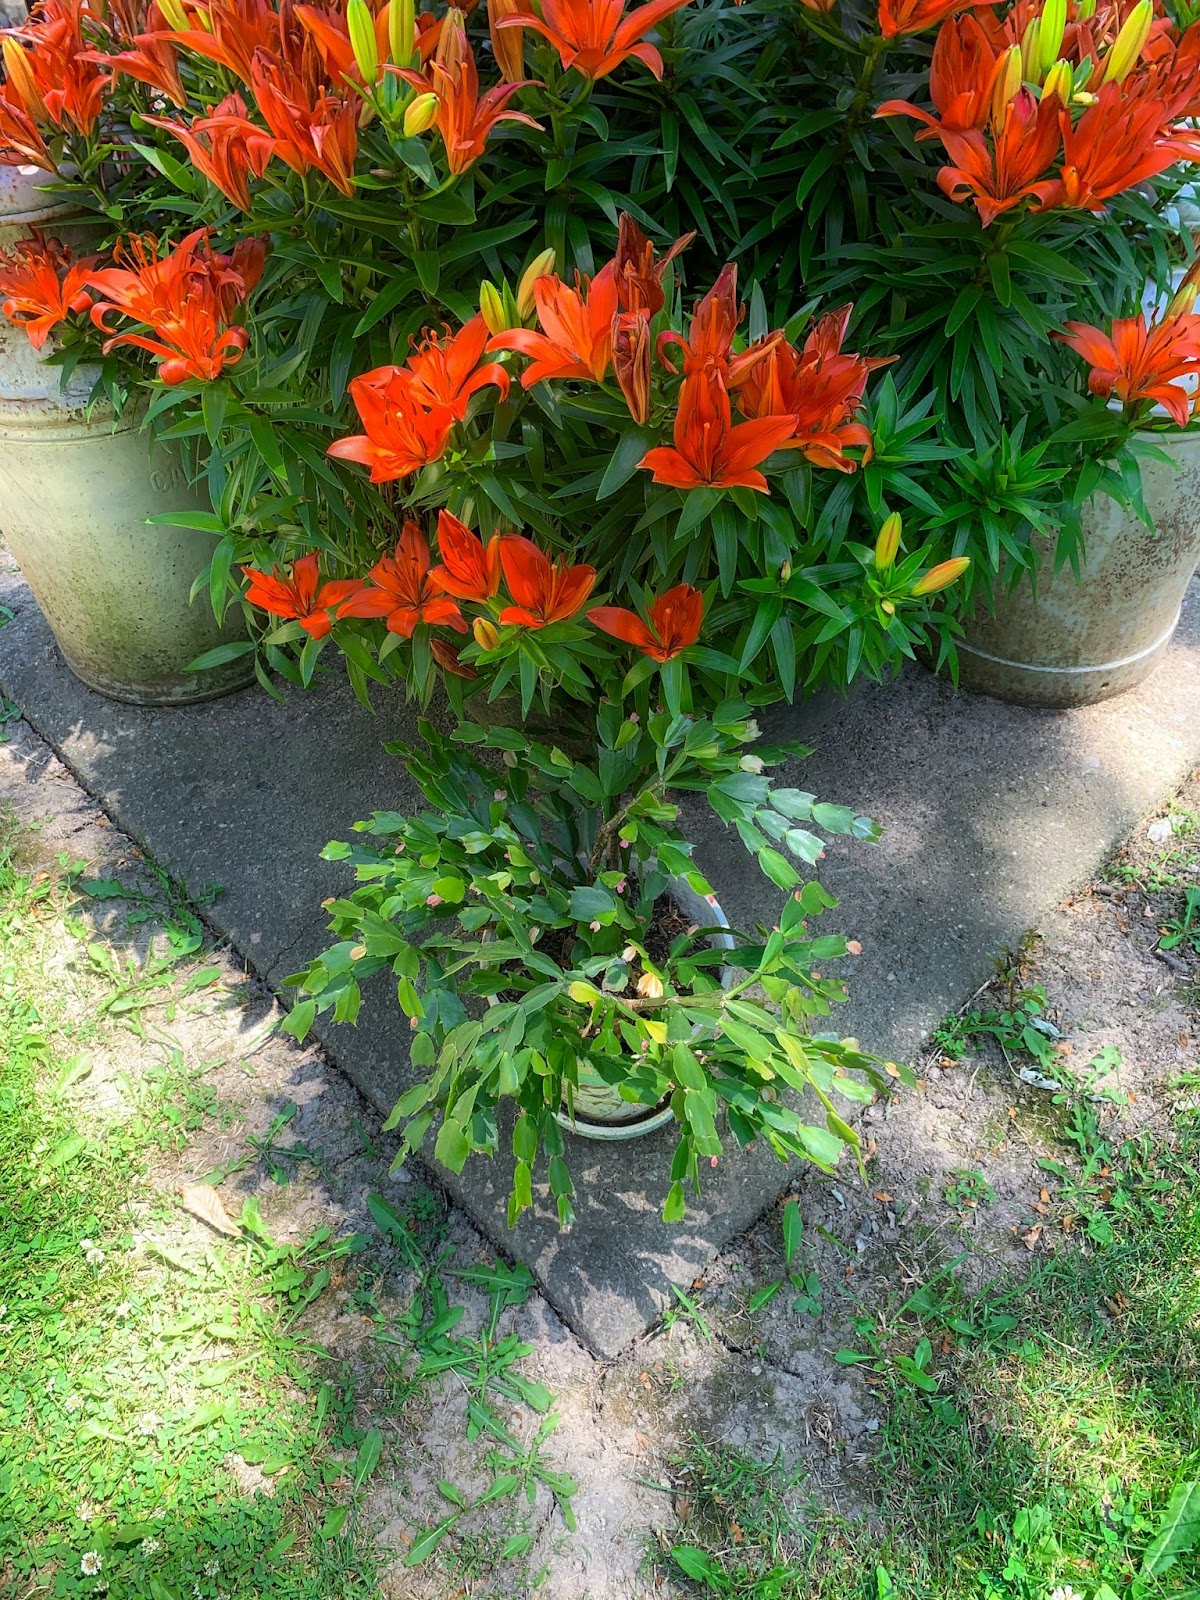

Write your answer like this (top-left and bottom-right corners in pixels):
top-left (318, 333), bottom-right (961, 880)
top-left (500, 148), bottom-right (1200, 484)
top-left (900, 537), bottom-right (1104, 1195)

top-left (0, 822), bottom-right (382, 1599)
top-left (664, 1092), bottom-right (1200, 1600)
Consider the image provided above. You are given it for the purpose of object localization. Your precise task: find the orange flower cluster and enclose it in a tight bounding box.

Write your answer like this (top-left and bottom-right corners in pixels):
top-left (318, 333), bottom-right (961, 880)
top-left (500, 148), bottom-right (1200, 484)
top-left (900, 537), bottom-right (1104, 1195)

top-left (242, 510), bottom-right (705, 664)
top-left (1056, 304), bottom-right (1200, 424)
top-left (88, 227), bottom-right (266, 382)
top-left (0, 230), bottom-right (94, 350)
top-left (490, 222), bottom-right (889, 488)
top-left (328, 314), bottom-right (508, 480)
top-left (877, 0), bottom-right (1200, 225)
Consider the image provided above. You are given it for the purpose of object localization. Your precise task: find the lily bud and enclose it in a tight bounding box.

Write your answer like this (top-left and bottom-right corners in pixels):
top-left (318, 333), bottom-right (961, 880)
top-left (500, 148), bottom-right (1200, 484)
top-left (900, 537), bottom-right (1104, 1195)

top-left (2, 39), bottom-right (44, 119)
top-left (911, 556), bottom-right (971, 596)
top-left (1103, 0), bottom-right (1152, 83)
top-left (155, 0), bottom-right (190, 29)
top-left (612, 310), bottom-right (651, 425)
top-left (347, 0), bottom-right (379, 82)
top-left (779, 559), bottom-right (792, 583)
top-left (1167, 256), bottom-right (1200, 317)
top-left (488, 0), bottom-right (525, 83)
top-left (479, 279), bottom-right (508, 334)
top-left (473, 617), bottom-right (500, 650)
top-left (1041, 58), bottom-right (1073, 106)
top-left (403, 91), bottom-right (439, 136)
top-left (1019, 16), bottom-right (1041, 82)
top-left (881, 599), bottom-right (896, 616)
top-left (991, 46), bottom-right (1023, 127)
top-left (435, 6), bottom-right (468, 75)
top-left (1038, 0), bottom-right (1066, 74)
top-left (874, 511), bottom-right (902, 569)
top-left (517, 247), bottom-right (555, 320)
top-left (387, 0), bottom-right (414, 65)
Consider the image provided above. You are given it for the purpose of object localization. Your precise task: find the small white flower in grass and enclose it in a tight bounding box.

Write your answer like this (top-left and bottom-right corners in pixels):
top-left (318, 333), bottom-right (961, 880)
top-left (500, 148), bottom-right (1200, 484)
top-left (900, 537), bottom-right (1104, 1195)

top-left (137, 1410), bottom-right (161, 1436)
top-left (80, 1551), bottom-right (102, 1576)
top-left (1048, 1589), bottom-right (1085, 1600)
top-left (203, 1560), bottom-right (220, 1577)
top-left (85, 1246), bottom-right (105, 1266)
top-left (79, 1239), bottom-right (94, 1252)
top-left (141, 1537), bottom-right (161, 1556)
top-left (64, 1394), bottom-right (82, 1413)
top-left (77, 1501), bottom-right (98, 1522)
top-left (112, 1302), bottom-right (131, 1320)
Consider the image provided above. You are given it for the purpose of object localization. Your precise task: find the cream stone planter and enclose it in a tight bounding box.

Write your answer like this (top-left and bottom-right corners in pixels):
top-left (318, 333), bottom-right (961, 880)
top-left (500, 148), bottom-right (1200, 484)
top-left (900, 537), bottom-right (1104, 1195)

top-left (0, 166), bottom-right (252, 705)
top-left (956, 431), bottom-right (1200, 708)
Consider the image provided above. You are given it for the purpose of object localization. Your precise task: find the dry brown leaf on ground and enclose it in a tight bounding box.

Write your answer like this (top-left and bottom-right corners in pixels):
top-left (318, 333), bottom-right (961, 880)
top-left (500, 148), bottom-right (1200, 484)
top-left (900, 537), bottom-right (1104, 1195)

top-left (178, 1183), bottom-right (239, 1236)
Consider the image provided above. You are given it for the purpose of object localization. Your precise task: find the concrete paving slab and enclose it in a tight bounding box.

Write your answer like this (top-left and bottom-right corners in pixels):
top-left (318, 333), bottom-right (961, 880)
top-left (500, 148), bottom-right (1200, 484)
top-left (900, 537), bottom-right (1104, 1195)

top-left (2, 554), bottom-right (1198, 1357)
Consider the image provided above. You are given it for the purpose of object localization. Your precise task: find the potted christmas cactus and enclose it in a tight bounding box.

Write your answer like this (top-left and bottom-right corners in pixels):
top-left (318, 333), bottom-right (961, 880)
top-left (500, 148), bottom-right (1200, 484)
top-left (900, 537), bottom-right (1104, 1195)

top-left (286, 580), bottom-right (909, 1223)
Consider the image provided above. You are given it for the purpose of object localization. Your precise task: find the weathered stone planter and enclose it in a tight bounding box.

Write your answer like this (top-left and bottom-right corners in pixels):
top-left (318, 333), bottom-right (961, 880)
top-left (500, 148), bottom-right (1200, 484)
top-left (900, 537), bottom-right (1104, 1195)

top-left (956, 431), bottom-right (1200, 708)
top-left (0, 167), bottom-right (252, 705)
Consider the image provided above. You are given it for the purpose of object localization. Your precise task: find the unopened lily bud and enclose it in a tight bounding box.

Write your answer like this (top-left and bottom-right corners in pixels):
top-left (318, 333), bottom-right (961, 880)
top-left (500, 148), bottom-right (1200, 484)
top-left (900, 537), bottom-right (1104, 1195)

top-left (488, 0), bottom-right (525, 82)
top-left (1103, 0), bottom-right (1152, 83)
top-left (473, 616), bottom-right (500, 650)
top-left (1038, 0), bottom-right (1066, 74)
top-left (911, 556), bottom-right (971, 596)
top-left (1041, 58), bottom-right (1073, 106)
top-left (479, 279), bottom-right (508, 335)
top-left (779, 559), bottom-right (792, 583)
top-left (874, 511), bottom-right (902, 569)
top-left (881, 599), bottom-right (896, 616)
top-left (1168, 256), bottom-right (1200, 317)
top-left (2, 39), bottom-right (43, 118)
top-left (403, 91), bottom-right (439, 136)
top-left (636, 971), bottom-right (664, 999)
top-left (347, 0), bottom-right (379, 81)
top-left (991, 46), bottom-right (1023, 126)
top-left (155, 0), bottom-right (190, 28)
top-left (517, 247), bottom-right (555, 319)
top-left (387, 0), bottom-right (414, 63)
top-left (194, 3), bottom-right (215, 30)
top-left (612, 310), bottom-right (651, 425)
top-left (1019, 16), bottom-right (1041, 82)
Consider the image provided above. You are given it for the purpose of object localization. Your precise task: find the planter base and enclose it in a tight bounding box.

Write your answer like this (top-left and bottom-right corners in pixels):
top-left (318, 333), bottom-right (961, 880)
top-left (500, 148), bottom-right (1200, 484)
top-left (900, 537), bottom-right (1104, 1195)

top-left (954, 608), bottom-right (1181, 709)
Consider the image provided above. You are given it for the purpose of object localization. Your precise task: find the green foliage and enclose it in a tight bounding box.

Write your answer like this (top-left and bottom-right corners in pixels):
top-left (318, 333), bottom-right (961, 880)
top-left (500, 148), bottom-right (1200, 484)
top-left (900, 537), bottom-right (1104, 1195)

top-left (288, 708), bottom-right (909, 1223)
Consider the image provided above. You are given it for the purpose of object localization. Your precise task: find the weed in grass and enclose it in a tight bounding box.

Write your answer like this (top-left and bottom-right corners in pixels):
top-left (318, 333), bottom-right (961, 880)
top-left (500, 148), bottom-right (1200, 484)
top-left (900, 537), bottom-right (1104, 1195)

top-left (932, 970), bottom-right (1060, 1077)
top-left (942, 1169), bottom-right (996, 1211)
top-left (1108, 805), bottom-right (1200, 893)
top-left (747, 1199), bottom-right (822, 1317)
top-left (1159, 886), bottom-right (1200, 960)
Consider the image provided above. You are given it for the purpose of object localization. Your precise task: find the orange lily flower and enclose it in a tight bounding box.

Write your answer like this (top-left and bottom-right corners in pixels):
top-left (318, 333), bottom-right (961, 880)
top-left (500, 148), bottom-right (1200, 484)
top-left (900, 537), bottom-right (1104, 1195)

top-left (1056, 310), bottom-right (1200, 426)
top-left (6, 0), bottom-right (110, 135)
top-left (1055, 81), bottom-right (1200, 212)
top-left (0, 81), bottom-right (53, 169)
top-left (395, 315), bottom-right (510, 420)
top-left (488, 260), bottom-right (619, 385)
top-left (242, 552), bottom-right (359, 638)
top-left (337, 522), bottom-right (468, 637)
top-left (144, 93), bottom-right (276, 210)
top-left (497, 535), bottom-right (596, 627)
top-left (85, 2), bottom-right (188, 108)
top-left (87, 229), bottom-right (264, 384)
top-left (158, 0), bottom-right (294, 85)
top-left (657, 265), bottom-right (778, 386)
top-left (878, 0), bottom-right (996, 39)
top-left (328, 367), bottom-right (455, 481)
top-left (876, 14), bottom-right (1001, 136)
top-left (734, 305), bottom-right (892, 473)
top-left (391, 12), bottom-right (541, 174)
top-left (640, 368), bottom-right (796, 493)
top-left (613, 212), bottom-right (694, 316)
top-left (934, 87), bottom-right (1064, 226)
top-left (250, 51), bottom-right (360, 195)
top-left (496, 0), bottom-right (693, 80)
top-left (429, 509), bottom-right (502, 603)
top-left (588, 583), bottom-right (704, 661)
top-left (0, 230), bottom-right (93, 351)
top-left (612, 309), bottom-right (652, 424)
